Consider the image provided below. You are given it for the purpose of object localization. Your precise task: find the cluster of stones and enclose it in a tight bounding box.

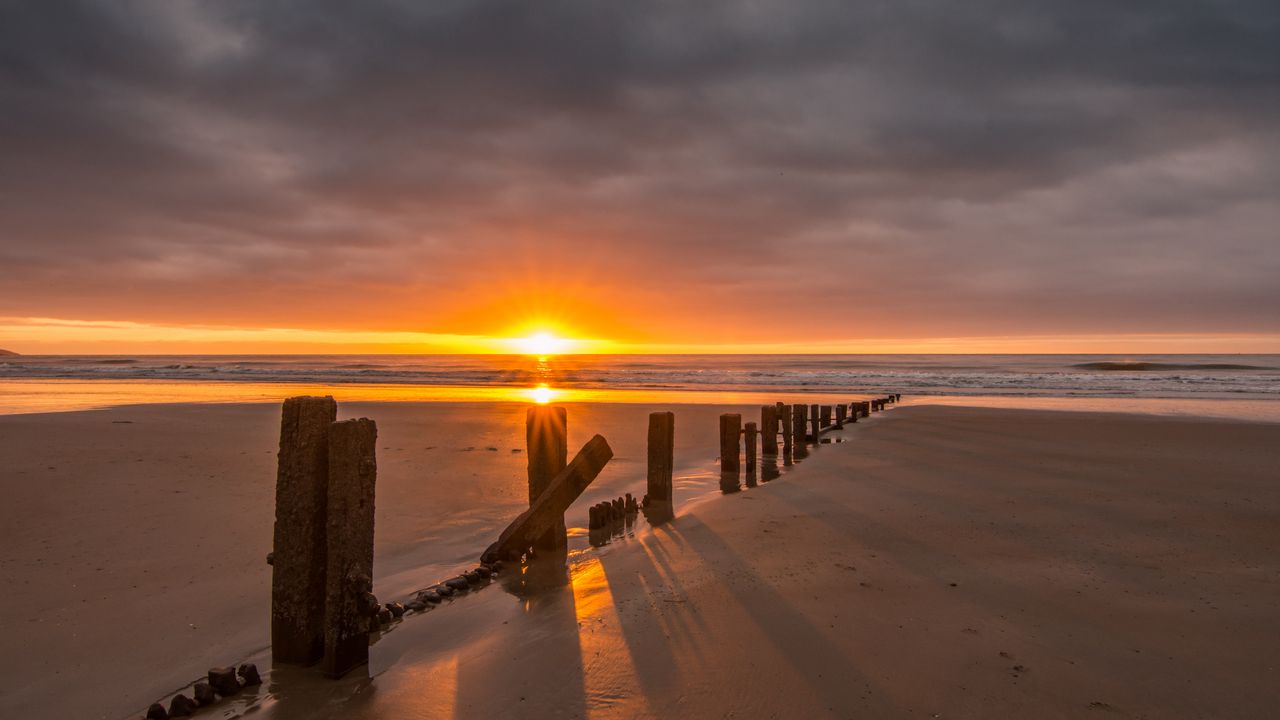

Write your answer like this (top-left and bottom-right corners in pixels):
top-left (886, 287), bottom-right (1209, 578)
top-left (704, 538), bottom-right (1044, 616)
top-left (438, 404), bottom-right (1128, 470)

top-left (405, 562), bottom-right (502, 611)
top-left (587, 493), bottom-right (639, 529)
top-left (143, 664), bottom-right (260, 719)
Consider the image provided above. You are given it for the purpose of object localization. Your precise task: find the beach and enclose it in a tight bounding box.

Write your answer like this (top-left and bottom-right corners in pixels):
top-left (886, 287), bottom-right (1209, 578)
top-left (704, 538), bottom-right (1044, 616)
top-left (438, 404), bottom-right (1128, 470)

top-left (2, 400), bottom-right (1278, 719)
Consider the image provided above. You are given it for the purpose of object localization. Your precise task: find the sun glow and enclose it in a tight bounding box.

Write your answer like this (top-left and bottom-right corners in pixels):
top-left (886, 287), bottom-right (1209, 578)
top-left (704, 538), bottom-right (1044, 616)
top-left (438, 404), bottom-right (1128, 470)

top-left (515, 331), bottom-right (569, 356)
top-left (529, 384), bottom-right (557, 404)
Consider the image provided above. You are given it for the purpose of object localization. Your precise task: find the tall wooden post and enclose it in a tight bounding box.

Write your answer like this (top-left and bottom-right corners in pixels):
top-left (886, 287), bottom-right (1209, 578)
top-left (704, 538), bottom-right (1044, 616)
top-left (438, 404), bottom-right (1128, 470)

top-left (791, 403), bottom-right (808, 458)
top-left (780, 404), bottom-right (793, 457)
top-left (719, 414), bottom-right (741, 473)
top-left (836, 404), bottom-right (846, 428)
top-left (761, 405), bottom-right (779, 456)
top-left (809, 404), bottom-right (820, 441)
top-left (820, 405), bottom-right (832, 428)
top-left (321, 418), bottom-right (377, 679)
top-left (527, 406), bottom-right (568, 551)
top-left (272, 396), bottom-right (337, 666)
top-left (744, 421), bottom-right (758, 473)
top-left (647, 411), bottom-right (675, 504)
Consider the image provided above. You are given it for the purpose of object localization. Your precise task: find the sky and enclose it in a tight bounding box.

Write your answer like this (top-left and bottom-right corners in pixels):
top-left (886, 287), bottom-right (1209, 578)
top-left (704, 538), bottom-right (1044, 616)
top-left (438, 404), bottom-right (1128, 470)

top-left (1, 1), bottom-right (1278, 354)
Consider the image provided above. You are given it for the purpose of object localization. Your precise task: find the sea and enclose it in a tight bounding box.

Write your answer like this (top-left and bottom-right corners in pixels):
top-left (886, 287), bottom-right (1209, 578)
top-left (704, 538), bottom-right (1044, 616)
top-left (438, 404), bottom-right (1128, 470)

top-left (2, 354), bottom-right (1279, 416)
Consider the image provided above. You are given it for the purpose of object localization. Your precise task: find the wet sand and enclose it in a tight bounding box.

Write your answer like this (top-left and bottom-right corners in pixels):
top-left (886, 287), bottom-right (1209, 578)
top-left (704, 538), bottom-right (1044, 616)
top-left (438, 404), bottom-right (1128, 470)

top-left (3, 404), bottom-right (1278, 718)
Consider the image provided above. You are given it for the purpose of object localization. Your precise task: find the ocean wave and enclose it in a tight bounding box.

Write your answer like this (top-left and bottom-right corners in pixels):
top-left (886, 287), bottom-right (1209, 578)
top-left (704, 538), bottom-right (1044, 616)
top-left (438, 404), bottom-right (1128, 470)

top-left (1072, 362), bottom-right (1272, 371)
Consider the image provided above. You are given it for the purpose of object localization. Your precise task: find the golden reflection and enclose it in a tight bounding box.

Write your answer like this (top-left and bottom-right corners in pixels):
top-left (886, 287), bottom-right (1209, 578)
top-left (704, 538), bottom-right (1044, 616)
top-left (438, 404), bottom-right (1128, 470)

top-left (529, 384), bottom-right (556, 404)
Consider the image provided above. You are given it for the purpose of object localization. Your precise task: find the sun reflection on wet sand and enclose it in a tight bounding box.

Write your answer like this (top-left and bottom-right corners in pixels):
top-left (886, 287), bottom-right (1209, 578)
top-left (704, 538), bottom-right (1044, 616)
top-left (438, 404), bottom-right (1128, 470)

top-left (570, 556), bottom-right (648, 718)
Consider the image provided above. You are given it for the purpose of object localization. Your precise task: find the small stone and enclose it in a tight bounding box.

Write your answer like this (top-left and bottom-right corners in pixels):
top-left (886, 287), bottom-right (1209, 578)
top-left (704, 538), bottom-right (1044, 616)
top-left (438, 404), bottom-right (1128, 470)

top-left (418, 589), bottom-right (443, 603)
top-left (434, 584), bottom-right (455, 598)
top-left (359, 592), bottom-right (380, 616)
top-left (168, 694), bottom-right (195, 717)
top-left (444, 577), bottom-right (470, 592)
top-left (474, 566), bottom-right (492, 579)
top-left (491, 560), bottom-right (505, 571)
top-left (145, 702), bottom-right (168, 720)
top-left (463, 570), bottom-right (482, 585)
top-left (377, 606), bottom-right (393, 624)
top-left (193, 682), bottom-right (215, 706)
top-left (208, 666), bottom-right (239, 696)
top-left (237, 663), bottom-right (261, 686)
top-left (265, 551), bottom-right (274, 565)
top-left (386, 601), bottom-right (405, 618)
top-left (406, 600), bottom-right (427, 612)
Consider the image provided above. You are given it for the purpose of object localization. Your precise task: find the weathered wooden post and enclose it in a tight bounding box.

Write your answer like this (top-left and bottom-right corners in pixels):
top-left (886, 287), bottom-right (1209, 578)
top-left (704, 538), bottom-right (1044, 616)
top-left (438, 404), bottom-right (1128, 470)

top-left (809, 404), bottom-right (820, 441)
top-left (820, 405), bottom-right (832, 428)
top-left (719, 413), bottom-right (741, 473)
top-left (791, 403), bottom-right (808, 458)
top-left (483, 436), bottom-right (613, 562)
top-left (780, 404), bottom-right (793, 457)
top-left (744, 421), bottom-right (757, 473)
top-left (321, 418), bottom-right (377, 678)
top-left (835, 404), bottom-right (846, 428)
top-left (647, 411), bottom-right (675, 504)
top-left (847, 401), bottom-right (858, 423)
top-left (527, 406), bottom-right (568, 551)
top-left (761, 405), bottom-right (779, 456)
top-left (272, 395), bottom-right (337, 666)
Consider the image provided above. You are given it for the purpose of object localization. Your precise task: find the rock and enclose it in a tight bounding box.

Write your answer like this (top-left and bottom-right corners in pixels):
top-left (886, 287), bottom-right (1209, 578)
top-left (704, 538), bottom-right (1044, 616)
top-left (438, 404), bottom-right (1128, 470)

top-left (474, 566), bottom-right (492, 579)
top-left (418, 589), bottom-right (443, 603)
top-left (491, 560), bottom-right (505, 571)
top-left (434, 584), bottom-right (455, 598)
top-left (463, 570), bottom-right (483, 585)
top-left (358, 591), bottom-right (380, 616)
top-left (444, 577), bottom-right (469, 592)
top-left (376, 606), bottom-right (393, 624)
top-left (208, 666), bottom-right (239, 696)
top-left (145, 702), bottom-right (168, 720)
top-left (192, 682), bottom-right (215, 706)
top-left (406, 600), bottom-right (427, 612)
top-left (168, 694), bottom-right (195, 717)
top-left (386, 601), bottom-right (405, 618)
top-left (237, 663), bottom-right (262, 686)
top-left (265, 551), bottom-right (274, 565)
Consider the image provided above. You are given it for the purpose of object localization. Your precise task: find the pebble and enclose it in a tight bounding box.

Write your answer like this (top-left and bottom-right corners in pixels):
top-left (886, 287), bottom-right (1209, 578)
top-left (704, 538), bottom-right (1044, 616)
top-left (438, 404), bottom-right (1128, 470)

top-left (377, 606), bottom-right (393, 624)
top-left (386, 601), bottom-right (405, 618)
top-left (463, 571), bottom-right (483, 585)
top-left (167, 694), bottom-right (195, 717)
top-left (237, 663), bottom-right (261, 686)
top-left (418, 590), bottom-right (443, 603)
top-left (406, 600), bottom-right (427, 612)
top-left (474, 566), bottom-right (493, 579)
top-left (444, 577), bottom-right (470, 592)
top-left (208, 666), bottom-right (240, 696)
top-left (145, 702), bottom-right (168, 720)
top-left (359, 592), bottom-right (380, 616)
top-left (193, 682), bottom-right (215, 706)
top-left (434, 584), bottom-right (455, 598)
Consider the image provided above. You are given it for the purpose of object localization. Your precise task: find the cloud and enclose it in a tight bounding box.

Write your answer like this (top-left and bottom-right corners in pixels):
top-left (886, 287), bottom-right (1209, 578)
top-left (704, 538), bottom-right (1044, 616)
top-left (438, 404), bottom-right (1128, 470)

top-left (1, 0), bottom-right (1277, 345)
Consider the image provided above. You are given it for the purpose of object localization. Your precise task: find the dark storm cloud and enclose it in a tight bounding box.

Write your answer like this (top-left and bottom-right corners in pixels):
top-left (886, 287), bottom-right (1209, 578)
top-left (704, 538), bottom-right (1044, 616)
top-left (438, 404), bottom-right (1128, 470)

top-left (1, 0), bottom-right (1277, 339)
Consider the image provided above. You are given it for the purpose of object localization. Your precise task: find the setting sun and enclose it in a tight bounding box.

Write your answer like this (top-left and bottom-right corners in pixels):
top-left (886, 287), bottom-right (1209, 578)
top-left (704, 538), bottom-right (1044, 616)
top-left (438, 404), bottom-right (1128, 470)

top-left (515, 331), bottom-right (568, 356)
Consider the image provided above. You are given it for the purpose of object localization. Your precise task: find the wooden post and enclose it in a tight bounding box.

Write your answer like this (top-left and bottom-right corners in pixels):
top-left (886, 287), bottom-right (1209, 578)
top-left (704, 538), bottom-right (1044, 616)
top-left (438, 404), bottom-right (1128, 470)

top-left (780, 404), bottom-right (793, 457)
top-left (272, 396), bottom-right (337, 666)
top-left (820, 405), bottom-right (832, 428)
top-left (482, 436), bottom-right (614, 562)
top-left (719, 413), bottom-right (741, 473)
top-left (848, 401), bottom-right (858, 423)
top-left (791, 403), bottom-right (808, 457)
top-left (646, 411), bottom-right (675, 504)
top-left (761, 405), bottom-right (779, 455)
top-left (809, 404), bottom-right (820, 441)
top-left (527, 406), bottom-right (568, 551)
top-left (835, 404), bottom-right (846, 428)
top-left (321, 418), bottom-right (377, 679)
top-left (745, 421), bottom-right (757, 473)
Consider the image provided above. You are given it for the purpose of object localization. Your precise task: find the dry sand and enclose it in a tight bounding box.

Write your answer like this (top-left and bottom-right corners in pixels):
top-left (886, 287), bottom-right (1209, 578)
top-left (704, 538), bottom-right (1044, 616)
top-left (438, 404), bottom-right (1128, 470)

top-left (2, 403), bottom-right (1278, 718)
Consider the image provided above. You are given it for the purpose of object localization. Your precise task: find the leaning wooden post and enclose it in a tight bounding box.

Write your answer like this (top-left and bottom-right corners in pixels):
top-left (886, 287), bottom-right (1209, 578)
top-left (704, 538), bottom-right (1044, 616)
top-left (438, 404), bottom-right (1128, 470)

top-left (272, 395), bottom-right (337, 666)
top-left (761, 405), bottom-right (779, 456)
top-left (791, 403), bottom-right (808, 457)
top-left (482, 436), bottom-right (614, 562)
top-left (527, 406), bottom-right (568, 551)
top-left (780, 404), bottom-right (793, 457)
top-left (720, 413), bottom-right (741, 473)
top-left (744, 421), bottom-right (758, 473)
top-left (646, 411), bottom-right (675, 504)
top-left (321, 418), bottom-right (377, 679)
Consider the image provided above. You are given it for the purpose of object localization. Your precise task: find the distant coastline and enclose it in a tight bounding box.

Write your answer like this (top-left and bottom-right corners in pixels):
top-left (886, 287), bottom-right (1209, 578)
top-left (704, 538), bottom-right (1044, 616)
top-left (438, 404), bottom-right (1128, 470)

top-left (1071, 361), bottom-right (1271, 371)
top-left (0, 348), bottom-right (17, 356)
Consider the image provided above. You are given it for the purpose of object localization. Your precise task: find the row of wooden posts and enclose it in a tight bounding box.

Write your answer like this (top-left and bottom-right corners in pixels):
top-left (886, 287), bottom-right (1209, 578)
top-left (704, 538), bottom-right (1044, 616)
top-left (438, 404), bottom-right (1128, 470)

top-left (270, 392), bottom-right (901, 679)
